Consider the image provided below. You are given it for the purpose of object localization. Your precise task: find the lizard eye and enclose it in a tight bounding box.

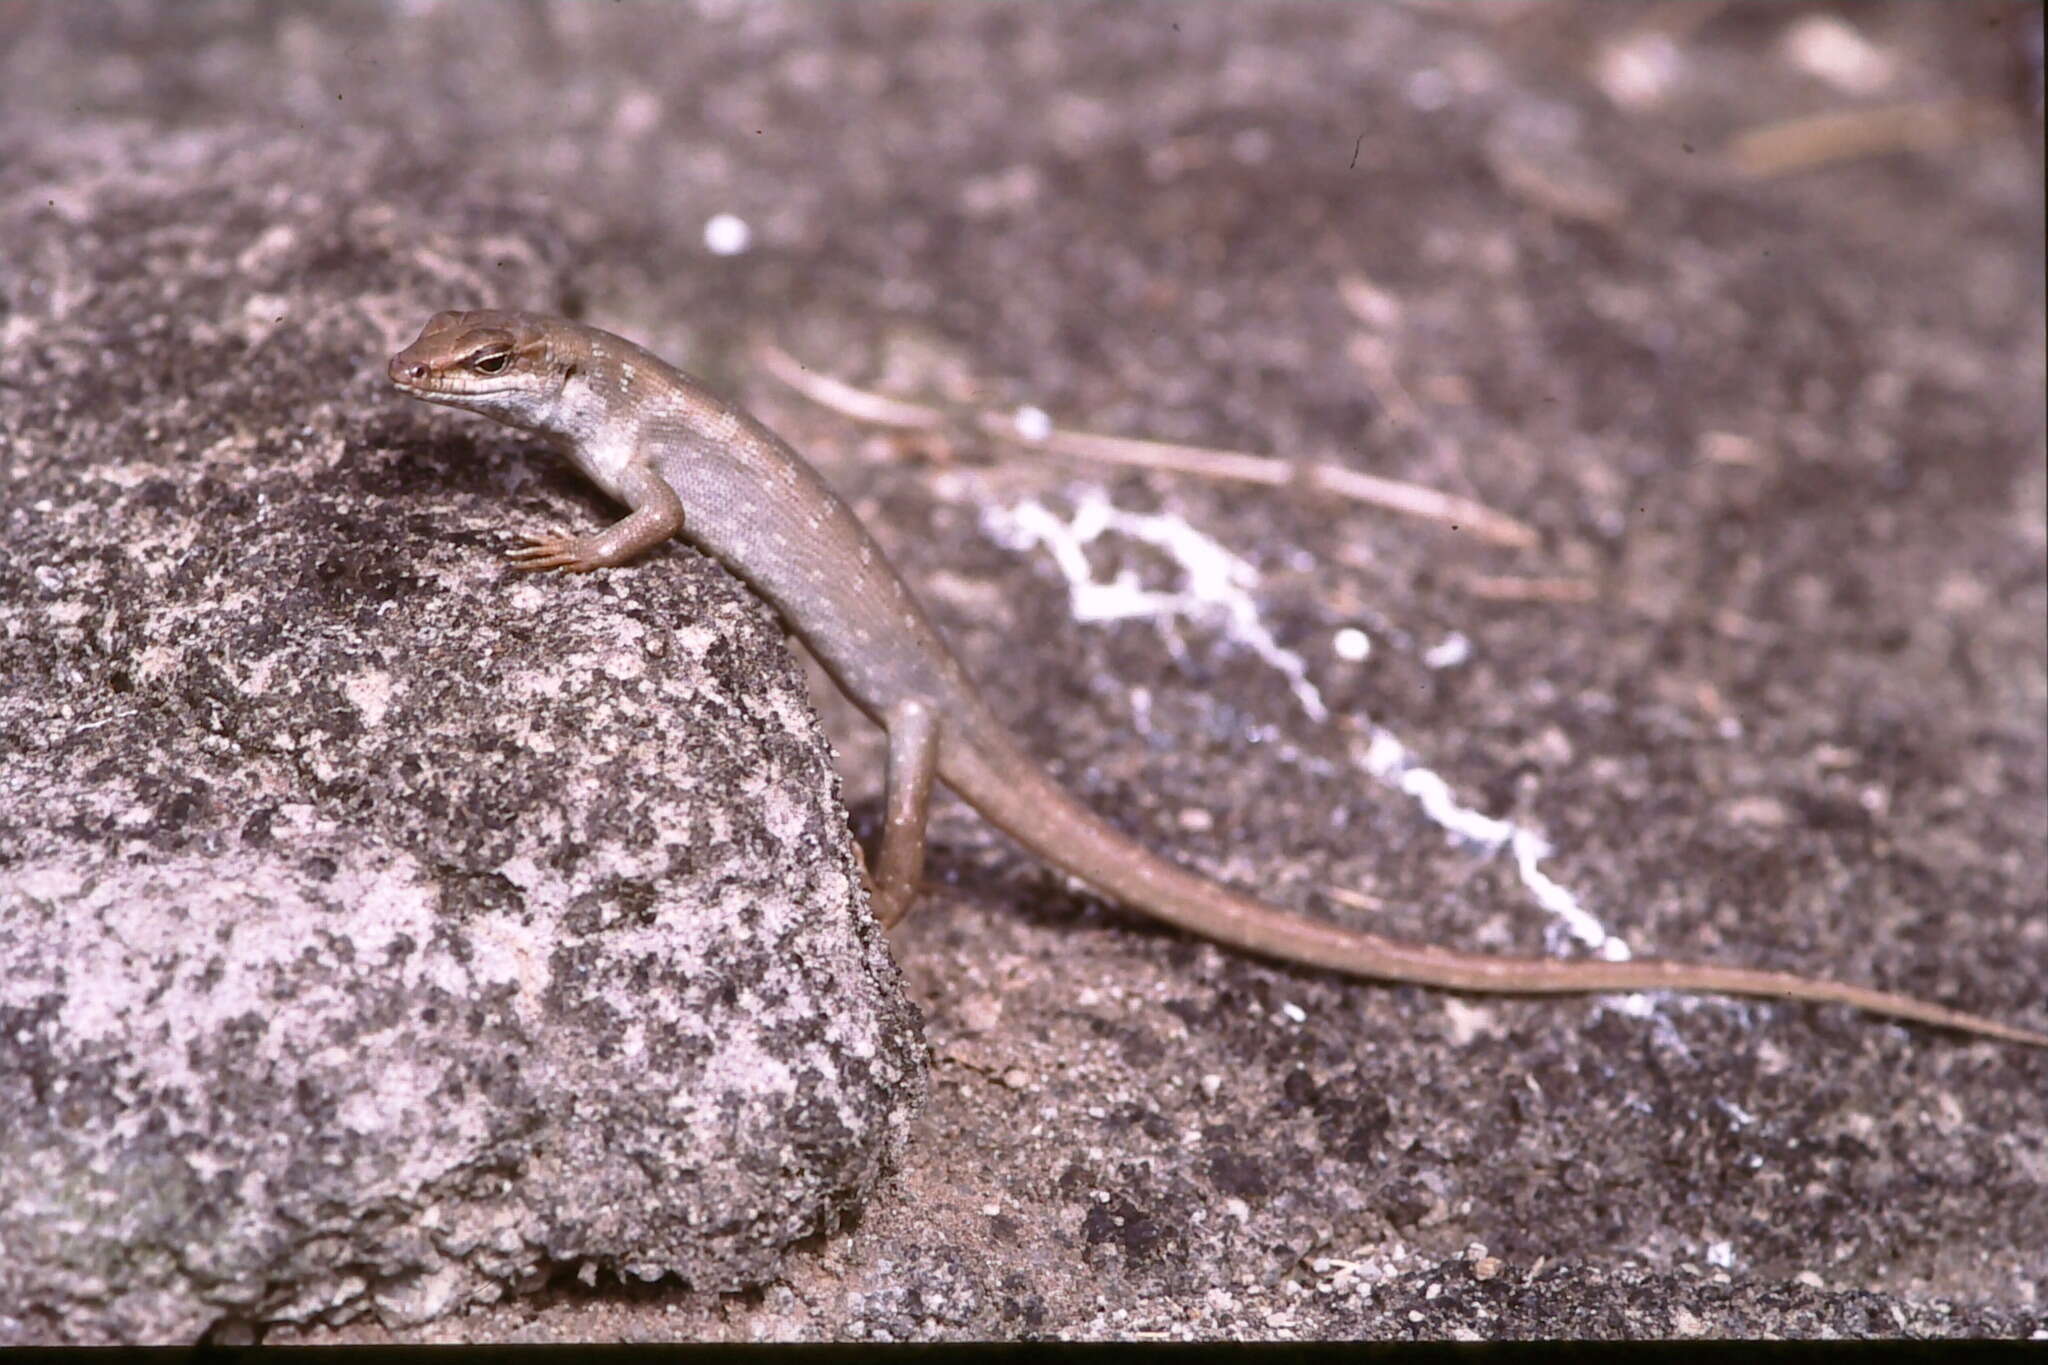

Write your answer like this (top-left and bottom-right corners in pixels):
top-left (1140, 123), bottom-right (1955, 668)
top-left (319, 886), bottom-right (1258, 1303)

top-left (471, 351), bottom-right (512, 375)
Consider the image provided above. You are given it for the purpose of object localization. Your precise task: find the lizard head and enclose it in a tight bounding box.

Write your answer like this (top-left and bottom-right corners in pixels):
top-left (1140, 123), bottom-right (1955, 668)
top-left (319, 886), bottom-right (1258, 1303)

top-left (388, 309), bottom-right (569, 431)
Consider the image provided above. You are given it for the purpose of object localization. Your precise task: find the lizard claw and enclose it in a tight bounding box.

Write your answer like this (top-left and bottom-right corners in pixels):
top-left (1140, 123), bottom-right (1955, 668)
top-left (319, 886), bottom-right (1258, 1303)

top-left (507, 532), bottom-right (600, 573)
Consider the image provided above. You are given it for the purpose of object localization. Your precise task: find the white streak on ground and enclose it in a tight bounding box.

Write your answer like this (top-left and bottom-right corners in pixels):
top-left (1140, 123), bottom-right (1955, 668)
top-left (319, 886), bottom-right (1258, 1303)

top-left (981, 489), bottom-right (1633, 965)
top-left (984, 489), bottom-right (1330, 722)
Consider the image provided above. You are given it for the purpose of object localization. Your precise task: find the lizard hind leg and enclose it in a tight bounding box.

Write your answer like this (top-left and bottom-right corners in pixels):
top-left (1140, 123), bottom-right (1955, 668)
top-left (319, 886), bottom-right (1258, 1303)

top-left (867, 698), bottom-right (940, 930)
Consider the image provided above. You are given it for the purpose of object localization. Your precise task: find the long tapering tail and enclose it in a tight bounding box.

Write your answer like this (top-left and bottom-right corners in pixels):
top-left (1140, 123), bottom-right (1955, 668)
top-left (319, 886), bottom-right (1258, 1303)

top-left (938, 725), bottom-right (2046, 1047)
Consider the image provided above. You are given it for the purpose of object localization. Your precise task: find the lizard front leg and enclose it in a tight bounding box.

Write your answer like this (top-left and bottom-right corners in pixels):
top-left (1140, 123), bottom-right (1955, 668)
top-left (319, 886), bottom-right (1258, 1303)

top-left (867, 698), bottom-right (939, 929)
top-left (508, 463), bottom-right (686, 572)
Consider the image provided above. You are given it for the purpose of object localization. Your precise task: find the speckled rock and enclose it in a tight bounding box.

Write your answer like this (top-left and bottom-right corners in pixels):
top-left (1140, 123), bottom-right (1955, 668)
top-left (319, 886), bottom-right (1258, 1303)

top-left (0, 125), bottom-right (925, 1345)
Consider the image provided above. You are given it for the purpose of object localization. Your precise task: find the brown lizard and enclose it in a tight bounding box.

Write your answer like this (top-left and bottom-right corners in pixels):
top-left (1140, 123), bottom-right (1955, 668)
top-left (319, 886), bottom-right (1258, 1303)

top-left (387, 309), bottom-right (2045, 1047)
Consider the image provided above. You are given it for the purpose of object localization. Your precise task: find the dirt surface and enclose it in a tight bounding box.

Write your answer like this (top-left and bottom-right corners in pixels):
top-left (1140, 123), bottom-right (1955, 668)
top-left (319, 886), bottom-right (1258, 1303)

top-left (4, 0), bottom-right (2044, 1342)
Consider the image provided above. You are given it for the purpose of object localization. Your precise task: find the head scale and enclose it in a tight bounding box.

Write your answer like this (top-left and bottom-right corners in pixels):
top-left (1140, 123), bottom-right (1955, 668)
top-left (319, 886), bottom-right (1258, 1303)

top-left (387, 309), bottom-right (568, 430)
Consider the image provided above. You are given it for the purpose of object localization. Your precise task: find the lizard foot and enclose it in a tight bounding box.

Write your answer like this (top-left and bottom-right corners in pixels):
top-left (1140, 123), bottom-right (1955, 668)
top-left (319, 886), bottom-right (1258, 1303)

top-left (846, 839), bottom-right (914, 933)
top-left (507, 531), bottom-right (605, 573)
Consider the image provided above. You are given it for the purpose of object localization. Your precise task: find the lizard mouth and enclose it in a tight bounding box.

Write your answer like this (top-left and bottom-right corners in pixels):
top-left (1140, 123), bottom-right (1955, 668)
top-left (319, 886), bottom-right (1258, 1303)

top-left (387, 356), bottom-right (529, 402)
top-left (387, 354), bottom-right (440, 393)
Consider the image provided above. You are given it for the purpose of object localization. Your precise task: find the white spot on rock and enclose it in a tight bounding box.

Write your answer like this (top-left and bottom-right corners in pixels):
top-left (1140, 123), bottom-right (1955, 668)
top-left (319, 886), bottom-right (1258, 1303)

top-left (703, 213), bottom-right (752, 256)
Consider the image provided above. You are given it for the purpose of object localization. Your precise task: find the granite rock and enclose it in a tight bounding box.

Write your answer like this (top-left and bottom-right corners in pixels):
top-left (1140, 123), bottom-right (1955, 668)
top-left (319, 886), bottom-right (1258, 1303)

top-left (0, 125), bottom-right (925, 1344)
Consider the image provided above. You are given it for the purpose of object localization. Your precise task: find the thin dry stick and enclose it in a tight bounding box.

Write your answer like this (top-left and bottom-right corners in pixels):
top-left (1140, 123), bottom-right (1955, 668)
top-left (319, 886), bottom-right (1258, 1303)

top-left (1459, 574), bottom-right (1599, 604)
top-left (1318, 884), bottom-right (1388, 914)
top-left (754, 342), bottom-right (947, 430)
top-left (1726, 98), bottom-right (2010, 178)
top-left (753, 338), bottom-right (1541, 550)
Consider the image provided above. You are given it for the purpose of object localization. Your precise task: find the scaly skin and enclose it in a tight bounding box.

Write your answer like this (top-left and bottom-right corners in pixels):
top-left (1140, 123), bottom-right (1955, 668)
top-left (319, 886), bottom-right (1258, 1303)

top-left (388, 309), bottom-right (2046, 1047)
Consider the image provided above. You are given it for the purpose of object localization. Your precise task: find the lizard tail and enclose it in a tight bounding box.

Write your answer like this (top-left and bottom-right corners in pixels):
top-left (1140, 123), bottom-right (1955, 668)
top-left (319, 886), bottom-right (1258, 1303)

top-left (938, 726), bottom-right (2047, 1047)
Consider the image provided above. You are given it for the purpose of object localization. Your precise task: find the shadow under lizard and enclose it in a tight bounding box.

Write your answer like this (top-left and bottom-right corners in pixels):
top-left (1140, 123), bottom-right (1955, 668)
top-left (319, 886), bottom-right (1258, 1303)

top-left (387, 309), bottom-right (2044, 1048)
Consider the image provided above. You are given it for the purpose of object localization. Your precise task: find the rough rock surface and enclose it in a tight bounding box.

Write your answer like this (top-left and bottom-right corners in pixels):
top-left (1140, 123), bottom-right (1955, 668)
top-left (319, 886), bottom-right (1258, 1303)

top-left (2, 0), bottom-right (2045, 1345)
top-left (0, 129), bottom-right (925, 1344)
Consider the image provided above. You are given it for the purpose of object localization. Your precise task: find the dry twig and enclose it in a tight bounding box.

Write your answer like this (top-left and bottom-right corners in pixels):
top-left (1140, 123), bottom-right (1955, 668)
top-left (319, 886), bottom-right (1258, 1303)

top-left (1726, 98), bottom-right (2010, 178)
top-left (753, 337), bottom-right (1541, 550)
top-left (1458, 574), bottom-right (1598, 604)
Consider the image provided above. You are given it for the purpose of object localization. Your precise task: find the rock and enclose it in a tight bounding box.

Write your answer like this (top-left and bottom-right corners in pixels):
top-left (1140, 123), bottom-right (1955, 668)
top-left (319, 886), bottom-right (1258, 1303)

top-left (0, 124), bottom-right (925, 1345)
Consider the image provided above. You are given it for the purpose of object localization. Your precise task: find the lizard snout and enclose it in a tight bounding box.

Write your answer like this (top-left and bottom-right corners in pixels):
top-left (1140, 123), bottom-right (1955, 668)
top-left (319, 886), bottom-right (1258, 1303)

top-left (388, 353), bottom-right (430, 387)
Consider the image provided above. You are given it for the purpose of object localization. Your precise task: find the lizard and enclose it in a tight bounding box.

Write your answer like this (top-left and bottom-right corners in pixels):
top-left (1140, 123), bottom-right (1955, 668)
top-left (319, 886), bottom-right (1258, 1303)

top-left (386, 309), bottom-right (2046, 1048)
